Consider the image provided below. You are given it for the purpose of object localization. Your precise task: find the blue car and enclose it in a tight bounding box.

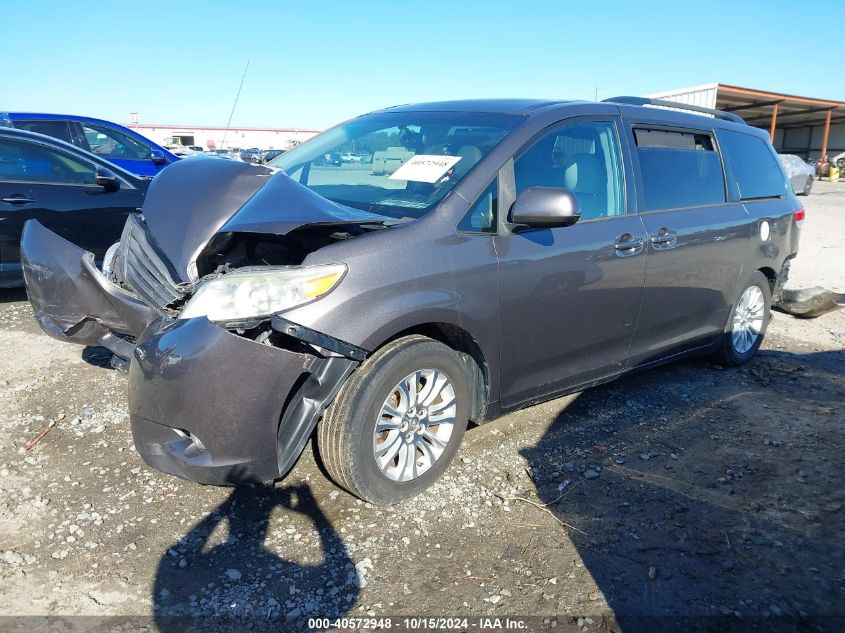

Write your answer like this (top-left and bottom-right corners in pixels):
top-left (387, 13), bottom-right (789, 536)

top-left (4, 113), bottom-right (179, 177)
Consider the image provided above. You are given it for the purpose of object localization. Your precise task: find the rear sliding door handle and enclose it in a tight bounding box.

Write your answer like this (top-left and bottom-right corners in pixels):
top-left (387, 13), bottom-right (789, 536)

top-left (1, 196), bottom-right (35, 205)
top-left (614, 234), bottom-right (645, 257)
top-left (650, 228), bottom-right (677, 247)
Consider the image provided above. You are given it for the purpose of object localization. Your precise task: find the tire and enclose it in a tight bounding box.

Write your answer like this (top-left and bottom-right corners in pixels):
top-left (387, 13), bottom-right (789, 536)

top-left (317, 335), bottom-right (471, 505)
top-left (714, 271), bottom-right (771, 367)
top-left (801, 176), bottom-right (813, 196)
top-left (837, 158), bottom-right (845, 170)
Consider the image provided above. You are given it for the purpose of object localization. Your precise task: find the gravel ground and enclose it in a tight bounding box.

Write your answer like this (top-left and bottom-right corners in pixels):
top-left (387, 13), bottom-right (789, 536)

top-left (0, 186), bottom-right (843, 633)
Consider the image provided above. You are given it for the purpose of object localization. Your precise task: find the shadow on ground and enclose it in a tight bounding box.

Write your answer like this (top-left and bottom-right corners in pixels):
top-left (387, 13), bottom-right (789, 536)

top-left (0, 288), bottom-right (27, 304)
top-left (153, 482), bottom-right (358, 631)
top-left (522, 350), bottom-right (845, 633)
top-left (81, 345), bottom-right (115, 369)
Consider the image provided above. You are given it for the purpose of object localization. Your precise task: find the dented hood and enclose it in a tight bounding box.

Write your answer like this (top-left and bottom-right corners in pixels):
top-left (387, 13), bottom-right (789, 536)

top-left (141, 158), bottom-right (388, 278)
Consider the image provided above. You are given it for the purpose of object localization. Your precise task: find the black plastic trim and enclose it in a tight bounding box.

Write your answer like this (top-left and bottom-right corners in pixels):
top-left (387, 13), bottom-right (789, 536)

top-left (276, 355), bottom-right (358, 478)
top-left (271, 315), bottom-right (369, 361)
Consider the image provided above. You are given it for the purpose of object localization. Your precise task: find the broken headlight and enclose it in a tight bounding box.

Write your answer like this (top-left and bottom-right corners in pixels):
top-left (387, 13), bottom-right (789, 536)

top-left (179, 264), bottom-right (346, 322)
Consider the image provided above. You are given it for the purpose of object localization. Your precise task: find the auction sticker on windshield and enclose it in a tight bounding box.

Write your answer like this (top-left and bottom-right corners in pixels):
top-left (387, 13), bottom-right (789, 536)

top-left (389, 155), bottom-right (462, 183)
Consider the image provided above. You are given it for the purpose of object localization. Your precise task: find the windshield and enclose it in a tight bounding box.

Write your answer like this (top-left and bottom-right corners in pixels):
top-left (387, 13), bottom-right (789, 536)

top-left (270, 111), bottom-right (521, 219)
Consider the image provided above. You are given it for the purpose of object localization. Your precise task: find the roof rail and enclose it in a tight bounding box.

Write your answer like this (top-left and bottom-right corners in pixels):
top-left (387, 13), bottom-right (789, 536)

top-left (602, 96), bottom-right (747, 125)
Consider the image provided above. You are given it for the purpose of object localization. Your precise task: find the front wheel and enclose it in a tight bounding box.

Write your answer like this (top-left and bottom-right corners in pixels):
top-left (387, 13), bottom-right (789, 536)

top-left (317, 335), bottom-right (470, 505)
top-left (714, 271), bottom-right (771, 366)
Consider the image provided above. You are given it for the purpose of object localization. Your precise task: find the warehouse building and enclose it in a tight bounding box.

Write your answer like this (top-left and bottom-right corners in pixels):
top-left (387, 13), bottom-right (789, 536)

top-left (127, 124), bottom-right (320, 152)
top-left (647, 83), bottom-right (845, 162)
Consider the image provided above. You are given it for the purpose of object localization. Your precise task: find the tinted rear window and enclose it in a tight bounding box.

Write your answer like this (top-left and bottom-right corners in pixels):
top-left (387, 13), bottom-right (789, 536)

top-left (718, 129), bottom-right (786, 200)
top-left (13, 120), bottom-right (75, 144)
top-left (635, 128), bottom-right (725, 210)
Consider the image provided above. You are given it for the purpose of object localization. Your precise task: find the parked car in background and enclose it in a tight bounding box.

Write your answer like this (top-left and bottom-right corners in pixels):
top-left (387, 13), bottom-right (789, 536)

top-left (22, 97), bottom-right (801, 504)
top-left (208, 149), bottom-right (244, 161)
top-left (778, 154), bottom-right (815, 195)
top-left (320, 151), bottom-right (342, 166)
top-left (1, 127), bottom-right (147, 287)
top-left (239, 148), bottom-right (262, 163)
top-left (257, 149), bottom-right (285, 163)
top-left (371, 146), bottom-right (415, 175)
top-left (168, 146), bottom-right (203, 158)
top-left (4, 113), bottom-right (178, 177)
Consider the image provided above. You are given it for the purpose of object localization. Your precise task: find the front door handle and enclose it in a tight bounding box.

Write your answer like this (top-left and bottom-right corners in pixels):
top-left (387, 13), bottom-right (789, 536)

top-left (650, 228), bottom-right (677, 248)
top-left (1, 195), bottom-right (35, 205)
top-left (614, 234), bottom-right (645, 257)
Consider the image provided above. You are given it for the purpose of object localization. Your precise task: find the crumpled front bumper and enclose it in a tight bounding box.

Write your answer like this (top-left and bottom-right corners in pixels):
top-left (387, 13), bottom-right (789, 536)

top-left (129, 317), bottom-right (360, 485)
top-left (21, 219), bottom-right (158, 359)
top-left (129, 316), bottom-right (309, 483)
top-left (22, 220), bottom-right (364, 485)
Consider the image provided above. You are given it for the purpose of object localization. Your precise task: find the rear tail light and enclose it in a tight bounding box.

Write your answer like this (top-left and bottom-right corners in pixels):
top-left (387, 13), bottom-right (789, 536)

top-left (794, 207), bottom-right (805, 228)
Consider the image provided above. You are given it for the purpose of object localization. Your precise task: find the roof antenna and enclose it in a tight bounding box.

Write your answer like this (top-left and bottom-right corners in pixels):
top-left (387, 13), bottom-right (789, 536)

top-left (221, 60), bottom-right (250, 149)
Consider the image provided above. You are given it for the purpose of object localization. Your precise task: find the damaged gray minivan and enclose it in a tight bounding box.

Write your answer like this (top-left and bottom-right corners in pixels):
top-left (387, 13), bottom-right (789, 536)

top-left (22, 98), bottom-right (801, 504)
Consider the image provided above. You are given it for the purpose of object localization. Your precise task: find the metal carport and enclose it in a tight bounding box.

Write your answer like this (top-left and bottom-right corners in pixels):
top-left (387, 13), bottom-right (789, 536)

top-left (647, 84), bottom-right (845, 163)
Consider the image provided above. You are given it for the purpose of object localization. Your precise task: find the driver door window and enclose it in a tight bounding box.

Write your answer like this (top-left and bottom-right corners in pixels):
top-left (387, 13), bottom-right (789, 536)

top-left (82, 124), bottom-right (151, 161)
top-left (0, 138), bottom-right (97, 185)
top-left (514, 121), bottom-right (624, 220)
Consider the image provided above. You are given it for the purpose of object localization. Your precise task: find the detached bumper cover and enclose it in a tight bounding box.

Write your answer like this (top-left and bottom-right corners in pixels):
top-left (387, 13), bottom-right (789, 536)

top-left (21, 220), bottom-right (157, 358)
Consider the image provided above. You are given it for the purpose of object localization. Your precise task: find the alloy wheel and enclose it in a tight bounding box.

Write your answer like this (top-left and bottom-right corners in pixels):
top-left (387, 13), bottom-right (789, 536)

top-left (373, 369), bottom-right (457, 482)
top-left (731, 285), bottom-right (765, 354)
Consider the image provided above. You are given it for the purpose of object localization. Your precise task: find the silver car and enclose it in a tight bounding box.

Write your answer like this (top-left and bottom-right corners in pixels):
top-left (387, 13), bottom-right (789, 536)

top-left (778, 154), bottom-right (815, 196)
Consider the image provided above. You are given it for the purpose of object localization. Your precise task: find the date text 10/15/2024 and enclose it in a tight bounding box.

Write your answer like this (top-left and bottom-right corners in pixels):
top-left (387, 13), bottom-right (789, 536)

top-left (307, 616), bottom-right (537, 630)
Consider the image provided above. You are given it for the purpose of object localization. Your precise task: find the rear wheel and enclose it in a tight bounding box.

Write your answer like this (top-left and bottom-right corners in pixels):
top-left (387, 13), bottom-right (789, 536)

top-left (714, 271), bottom-right (771, 366)
top-left (317, 335), bottom-right (470, 505)
top-left (802, 176), bottom-right (813, 196)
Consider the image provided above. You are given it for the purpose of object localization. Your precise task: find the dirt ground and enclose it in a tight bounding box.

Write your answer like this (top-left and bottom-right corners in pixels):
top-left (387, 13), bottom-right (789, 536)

top-left (0, 183), bottom-right (843, 633)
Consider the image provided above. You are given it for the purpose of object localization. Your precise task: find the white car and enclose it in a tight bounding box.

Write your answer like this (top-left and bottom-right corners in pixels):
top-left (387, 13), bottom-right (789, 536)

top-left (168, 146), bottom-right (204, 158)
top-left (778, 154), bottom-right (815, 196)
top-left (208, 149), bottom-right (244, 161)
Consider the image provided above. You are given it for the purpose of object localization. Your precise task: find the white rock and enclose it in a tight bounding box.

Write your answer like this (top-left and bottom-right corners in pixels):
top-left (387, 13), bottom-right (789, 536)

top-left (225, 569), bottom-right (242, 581)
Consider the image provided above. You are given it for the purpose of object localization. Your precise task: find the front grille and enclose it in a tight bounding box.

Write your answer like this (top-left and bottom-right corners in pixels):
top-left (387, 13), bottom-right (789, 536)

top-left (117, 214), bottom-right (185, 310)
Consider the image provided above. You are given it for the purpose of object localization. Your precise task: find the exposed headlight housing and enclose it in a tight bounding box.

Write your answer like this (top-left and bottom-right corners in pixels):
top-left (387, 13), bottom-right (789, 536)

top-left (179, 264), bottom-right (346, 322)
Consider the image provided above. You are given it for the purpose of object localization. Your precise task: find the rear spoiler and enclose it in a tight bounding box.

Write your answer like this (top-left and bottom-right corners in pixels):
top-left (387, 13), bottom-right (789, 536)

top-left (602, 96), bottom-right (747, 125)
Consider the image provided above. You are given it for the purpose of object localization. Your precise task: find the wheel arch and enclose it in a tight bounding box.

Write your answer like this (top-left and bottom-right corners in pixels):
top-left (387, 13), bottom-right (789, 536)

top-left (367, 319), bottom-right (493, 424)
top-left (757, 266), bottom-right (777, 292)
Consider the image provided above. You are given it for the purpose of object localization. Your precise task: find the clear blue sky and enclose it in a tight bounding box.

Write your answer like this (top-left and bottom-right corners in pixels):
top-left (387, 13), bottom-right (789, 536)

top-left (2, 0), bottom-right (841, 130)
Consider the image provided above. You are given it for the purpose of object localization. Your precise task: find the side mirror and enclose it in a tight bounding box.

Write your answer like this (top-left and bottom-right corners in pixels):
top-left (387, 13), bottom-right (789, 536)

top-left (149, 150), bottom-right (168, 165)
top-left (509, 187), bottom-right (581, 228)
top-left (95, 167), bottom-right (121, 192)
